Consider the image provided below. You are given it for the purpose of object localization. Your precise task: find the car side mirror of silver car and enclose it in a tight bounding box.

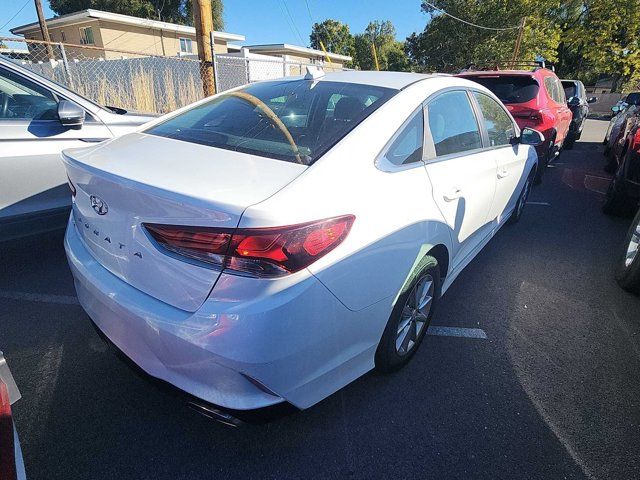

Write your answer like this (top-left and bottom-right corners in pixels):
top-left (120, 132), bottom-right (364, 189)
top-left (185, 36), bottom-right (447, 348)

top-left (611, 105), bottom-right (622, 114)
top-left (58, 100), bottom-right (85, 130)
top-left (588, 97), bottom-right (597, 104)
top-left (519, 127), bottom-right (544, 146)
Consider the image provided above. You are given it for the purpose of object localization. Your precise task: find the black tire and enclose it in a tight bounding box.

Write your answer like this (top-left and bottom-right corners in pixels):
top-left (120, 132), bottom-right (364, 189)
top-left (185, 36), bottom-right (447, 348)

top-left (375, 255), bottom-right (441, 373)
top-left (602, 173), bottom-right (636, 217)
top-left (508, 169), bottom-right (535, 224)
top-left (564, 135), bottom-right (576, 150)
top-left (534, 136), bottom-right (555, 185)
top-left (615, 208), bottom-right (640, 294)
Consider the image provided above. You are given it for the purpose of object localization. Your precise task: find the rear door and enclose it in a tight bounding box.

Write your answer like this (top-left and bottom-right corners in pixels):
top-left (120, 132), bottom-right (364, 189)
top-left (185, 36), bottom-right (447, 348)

top-left (423, 90), bottom-right (497, 269)
top-left (470, 90), bottom-right (527, 222)
top-left (0, 64), bottom-right (111, 237)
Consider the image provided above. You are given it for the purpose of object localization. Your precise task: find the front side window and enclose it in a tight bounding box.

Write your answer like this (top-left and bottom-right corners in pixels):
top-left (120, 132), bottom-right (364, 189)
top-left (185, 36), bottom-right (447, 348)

top-left (179, 38), bottom-right (193, 53)
top-left (0, 67), bottom-right (58, 120)
top-left (79, 26), bottom-right (94, 45)
top-left (473, 92), bottom-right (515, 147)
top-left (427, 91), bottom-right (482, 157)
top-left (146, 80), bottom-right (396, 164)
top-left (383, 109), bottom-right (424, 165)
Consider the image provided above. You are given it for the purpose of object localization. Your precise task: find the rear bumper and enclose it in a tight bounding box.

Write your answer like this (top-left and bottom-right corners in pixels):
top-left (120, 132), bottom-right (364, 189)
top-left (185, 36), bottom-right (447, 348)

top-left (65, 218), bottom-right (383, 410)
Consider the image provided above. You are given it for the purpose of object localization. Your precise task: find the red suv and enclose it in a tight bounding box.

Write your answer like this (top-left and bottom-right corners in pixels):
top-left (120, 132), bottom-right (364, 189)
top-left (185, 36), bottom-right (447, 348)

top-left (458, 67), bottom-right (572, 183)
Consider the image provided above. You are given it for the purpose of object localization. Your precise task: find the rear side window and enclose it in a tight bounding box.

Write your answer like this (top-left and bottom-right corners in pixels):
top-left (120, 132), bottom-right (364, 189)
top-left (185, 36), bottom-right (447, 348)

top-left (383, 109), bottom-right (424, 165)
top-left (545, 77), bottom-right (565, 104)
top-left (427, 91), bottom-right (482, 157)
top-left (464, 75), bottom-right (539, 104)
top-left (562, 81), bottom-right (577, 100)
top-left (146, 80), bottom-right (396, 165)
top-left (473, 92), bottom-right (515, 147)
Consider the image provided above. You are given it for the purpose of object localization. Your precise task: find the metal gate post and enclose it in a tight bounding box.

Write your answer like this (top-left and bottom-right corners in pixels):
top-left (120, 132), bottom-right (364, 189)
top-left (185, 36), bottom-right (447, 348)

top-left (59, 43), bottom-right (74, 89)
top-left (209, 31), bottom-right (219, 94)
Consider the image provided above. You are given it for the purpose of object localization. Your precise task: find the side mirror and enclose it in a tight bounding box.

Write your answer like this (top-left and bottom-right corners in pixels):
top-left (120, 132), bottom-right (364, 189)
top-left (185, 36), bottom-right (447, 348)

top-left (567, 96), bottom-right (580, 106)
top-left (58, 100), bottom-right (85, 129)
top-left (611, 105), bottom-right (621, 114)
top-left (520, 127), bottom-right (544, 146)
top-left (588, 97), bottom-right (597, 104)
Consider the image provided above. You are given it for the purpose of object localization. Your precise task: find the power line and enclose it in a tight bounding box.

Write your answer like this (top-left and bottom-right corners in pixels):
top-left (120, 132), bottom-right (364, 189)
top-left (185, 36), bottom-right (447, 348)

top-left (423, 1), bottom-right (521, 31)
top-left (0, 0), bottom-right (30, 34)
top-left (303, 0), bottom-right (314, 24)
top-left (279, 0), bottom-right (306, 45)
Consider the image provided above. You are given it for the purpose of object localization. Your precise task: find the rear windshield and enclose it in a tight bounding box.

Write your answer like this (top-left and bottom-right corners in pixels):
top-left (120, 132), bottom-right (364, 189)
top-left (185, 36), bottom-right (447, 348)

top-left (464, 75), bottom-right (539, 104)
top-left (146, 80), bottom-right (396, 165)
top-left (625, 92), bottom-right (640, 106)
top-left (562, 81), bottom-right (577, 99)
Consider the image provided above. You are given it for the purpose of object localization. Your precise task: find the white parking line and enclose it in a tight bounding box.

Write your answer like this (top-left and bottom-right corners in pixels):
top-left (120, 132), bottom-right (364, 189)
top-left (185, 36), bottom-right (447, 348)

top-left (0, 290), bottom-right (80, 305)
top-left (427, 326), bottom-right (488, 339)
top-left (526, 201), bottom-right (552, 206)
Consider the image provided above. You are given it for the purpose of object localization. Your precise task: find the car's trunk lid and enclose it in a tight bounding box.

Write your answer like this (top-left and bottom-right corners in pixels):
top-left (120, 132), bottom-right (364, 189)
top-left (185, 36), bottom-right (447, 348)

top-left (63, 133), bottom-right (307, 312)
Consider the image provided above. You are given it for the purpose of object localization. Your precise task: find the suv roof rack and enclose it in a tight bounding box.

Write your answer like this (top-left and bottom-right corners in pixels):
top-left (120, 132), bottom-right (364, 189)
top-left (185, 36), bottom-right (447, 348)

top-left (462, 60), bottom-right (555, 73)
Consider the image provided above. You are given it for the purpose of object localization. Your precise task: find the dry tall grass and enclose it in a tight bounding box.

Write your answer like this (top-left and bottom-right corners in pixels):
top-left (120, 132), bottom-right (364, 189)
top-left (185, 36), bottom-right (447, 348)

top-left (74, 66), bottom-right (203, 114)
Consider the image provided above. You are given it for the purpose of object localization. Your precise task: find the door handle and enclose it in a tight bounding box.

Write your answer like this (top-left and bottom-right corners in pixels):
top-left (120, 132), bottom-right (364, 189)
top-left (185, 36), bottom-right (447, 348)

top-left (443, 188), bottom-right (462, 201)
top-left (497, 169), bottom-right (509, 179)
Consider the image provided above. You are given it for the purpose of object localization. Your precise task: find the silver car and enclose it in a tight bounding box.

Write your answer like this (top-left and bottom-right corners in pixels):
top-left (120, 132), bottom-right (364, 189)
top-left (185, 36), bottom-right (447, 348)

top-left (0, 57), bottom-right (154, 242)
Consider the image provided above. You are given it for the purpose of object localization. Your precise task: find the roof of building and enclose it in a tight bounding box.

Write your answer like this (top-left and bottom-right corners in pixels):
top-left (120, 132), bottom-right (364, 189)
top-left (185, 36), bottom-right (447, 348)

top-left (244, 43), bottom-right (352, 62)
top-left (10, 9), bottom-right (245, 42)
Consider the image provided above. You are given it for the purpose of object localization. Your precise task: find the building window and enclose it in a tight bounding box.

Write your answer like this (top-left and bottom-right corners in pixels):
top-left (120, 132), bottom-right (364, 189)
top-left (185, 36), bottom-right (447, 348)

top-left (60, 31), bottom-right (66, 43)
top-left (79, 26), bottom-right (94, 45)
top-left (179, 38), bottom-right (193, 54)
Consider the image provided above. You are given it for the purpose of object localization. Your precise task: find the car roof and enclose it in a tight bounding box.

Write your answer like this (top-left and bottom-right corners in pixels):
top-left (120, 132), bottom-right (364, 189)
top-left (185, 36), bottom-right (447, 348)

top-left (303, 70), bottom-right (445, 90)
top-left (458, 68), bottom-right (556, 78)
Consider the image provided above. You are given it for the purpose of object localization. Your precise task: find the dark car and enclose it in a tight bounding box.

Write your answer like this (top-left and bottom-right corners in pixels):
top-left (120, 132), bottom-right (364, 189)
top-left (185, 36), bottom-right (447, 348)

top-left (561, 79), bottom-right (596, 149)
top-left (603, 112), bottom-right (640, 217)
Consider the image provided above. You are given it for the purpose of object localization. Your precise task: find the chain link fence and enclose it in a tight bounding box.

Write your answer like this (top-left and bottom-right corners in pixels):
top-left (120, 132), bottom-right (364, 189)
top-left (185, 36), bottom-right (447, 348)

top-left (1, 37), bottom-right (348, 115)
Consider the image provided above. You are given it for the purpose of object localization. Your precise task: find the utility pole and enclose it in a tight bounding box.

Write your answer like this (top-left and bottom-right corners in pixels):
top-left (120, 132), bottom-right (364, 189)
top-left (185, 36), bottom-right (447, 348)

top-left (34, 0), bottom-right (54, 60)
top-left (511, 17), bottom-right (526, 64)
top-left (193, 0), bottom-right (216, 96)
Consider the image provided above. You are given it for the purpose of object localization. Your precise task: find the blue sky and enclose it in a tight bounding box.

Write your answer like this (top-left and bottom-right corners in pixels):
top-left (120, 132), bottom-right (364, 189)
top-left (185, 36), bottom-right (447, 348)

top-left (0, 1), bottom-right (428, 45)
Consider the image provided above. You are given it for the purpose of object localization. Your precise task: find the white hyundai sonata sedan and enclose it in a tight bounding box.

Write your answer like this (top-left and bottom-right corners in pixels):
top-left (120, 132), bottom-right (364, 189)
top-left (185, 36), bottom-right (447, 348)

top-left (63, 70), bottom-right (541, 412)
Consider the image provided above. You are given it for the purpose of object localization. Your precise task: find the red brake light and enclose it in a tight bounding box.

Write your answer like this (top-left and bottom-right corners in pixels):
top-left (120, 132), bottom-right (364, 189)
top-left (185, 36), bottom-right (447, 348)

top-left (144, 215), bottom-right (355, 278)
top-left (0, 381), bottom-right (17, 480)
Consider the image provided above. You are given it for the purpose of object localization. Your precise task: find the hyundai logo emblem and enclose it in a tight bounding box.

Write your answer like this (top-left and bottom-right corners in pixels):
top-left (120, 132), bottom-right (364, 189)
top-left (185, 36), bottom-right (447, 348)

top-left (90, 195), bottom-right (108, 215)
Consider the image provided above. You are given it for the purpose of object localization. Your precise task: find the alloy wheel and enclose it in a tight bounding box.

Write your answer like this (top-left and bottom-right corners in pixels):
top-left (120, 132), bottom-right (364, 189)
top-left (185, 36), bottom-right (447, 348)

top-left (396, 274), bottom-right (434, 356)
top-left (625, 220), bottom-right (640, 268)
top-left (517, 177), bottom-right (532, 217)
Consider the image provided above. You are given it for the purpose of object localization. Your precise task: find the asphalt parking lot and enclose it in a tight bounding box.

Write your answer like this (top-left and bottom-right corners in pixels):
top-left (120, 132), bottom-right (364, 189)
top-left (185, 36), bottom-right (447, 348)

top-left (1, 119), bottom-right (639, 480)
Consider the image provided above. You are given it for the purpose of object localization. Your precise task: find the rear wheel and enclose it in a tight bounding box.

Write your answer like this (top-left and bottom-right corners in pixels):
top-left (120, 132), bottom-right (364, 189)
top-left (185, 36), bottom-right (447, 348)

top-left (564, 133), bottom-right (576, 150)
top-left (602, 169), bottom-right (636, 217)
top-left (375, 256), bottom-right (441, 372)
top-left (616, 208), bottom-right (640, 294)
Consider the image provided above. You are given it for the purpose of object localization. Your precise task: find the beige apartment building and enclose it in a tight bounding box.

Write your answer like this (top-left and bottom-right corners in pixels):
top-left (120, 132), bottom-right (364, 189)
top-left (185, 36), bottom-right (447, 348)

top-left (11, 9), bottom-right (245, 60)
top-left (245, 44), bottom-right (352, 69)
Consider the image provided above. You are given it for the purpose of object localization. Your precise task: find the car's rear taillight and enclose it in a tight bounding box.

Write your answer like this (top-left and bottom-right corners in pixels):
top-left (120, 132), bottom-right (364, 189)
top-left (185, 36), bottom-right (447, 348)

top-left (144, 215), bottom-right (355, 278)
top-left (0, 381), bottom-right (17, 480)
top-left (67, 175), bottom-right (76, 197)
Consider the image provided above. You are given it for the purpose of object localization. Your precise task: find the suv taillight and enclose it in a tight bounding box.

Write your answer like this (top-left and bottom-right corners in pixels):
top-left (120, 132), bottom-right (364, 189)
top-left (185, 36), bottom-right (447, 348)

top-left (511, 108), bottom-right (542, 124)
top-left (144, 215), bottom-right (355, 278)
top-left (0, 381), bottom-right (17, 480)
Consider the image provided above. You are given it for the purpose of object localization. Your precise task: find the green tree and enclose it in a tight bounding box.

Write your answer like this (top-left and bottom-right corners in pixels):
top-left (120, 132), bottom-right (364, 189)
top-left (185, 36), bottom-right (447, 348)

top-left (48, 0), bottom-right (224, 29)
top-left (406, 0), bottom-right (561, 73)
top-left (309, 19), bottom-right (354, 60)
top-left (353, 20), bottom-right (410, 71)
